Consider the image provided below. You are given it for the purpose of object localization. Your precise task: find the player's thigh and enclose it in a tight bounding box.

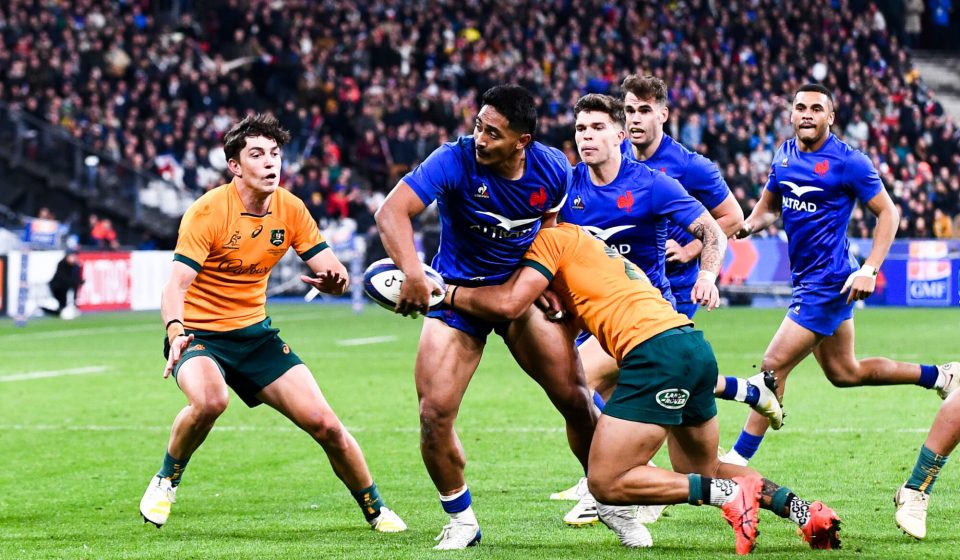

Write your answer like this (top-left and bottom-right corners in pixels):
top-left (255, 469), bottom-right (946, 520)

top-left (589, 414), bottom-right (667, 480)
top-left (257, 364), bottom-right (339, 427)
top-left (415, 317), bottom-right (485, 414)
top-left (762, 315), bottom-right (822, 380)
top-left (579, 335), bottom-right (620, 391)
top-left (175, 354), bottom-right (229, 409)
top-left (503, 305), bottom-right (584, 393)
top-left (811, 319), bottom-right (858, 381)
top-left (667, 416), bottom-right (723, 475)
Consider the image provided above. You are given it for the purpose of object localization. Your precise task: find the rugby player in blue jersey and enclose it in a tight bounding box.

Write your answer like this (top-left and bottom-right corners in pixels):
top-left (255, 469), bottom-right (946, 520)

top-left (375, 85), bottom-right (600, 549)
top-left (721, 84), bottom-right (959, 468)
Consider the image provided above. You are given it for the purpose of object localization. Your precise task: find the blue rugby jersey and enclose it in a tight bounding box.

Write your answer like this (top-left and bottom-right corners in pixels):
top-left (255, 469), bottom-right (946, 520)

top-left (765, 133), bottom-right (884, 286)
top-left (623, 136), bottom-right (730, 304)
top-left (560, 157), bottom-right (706, 307)
top-left (403, 136), bottom-right (570, 285)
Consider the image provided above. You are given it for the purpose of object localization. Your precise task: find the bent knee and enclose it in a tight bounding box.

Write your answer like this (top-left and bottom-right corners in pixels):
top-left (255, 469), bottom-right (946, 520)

top-left (191, 394), bottom-right (228, 423)
top-left (587, 475), bottom-right (620, 504)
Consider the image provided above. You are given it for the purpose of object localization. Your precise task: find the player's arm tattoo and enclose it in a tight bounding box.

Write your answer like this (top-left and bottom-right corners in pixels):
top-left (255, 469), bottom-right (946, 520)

top-left (687, 212), bottom-right (726, 276)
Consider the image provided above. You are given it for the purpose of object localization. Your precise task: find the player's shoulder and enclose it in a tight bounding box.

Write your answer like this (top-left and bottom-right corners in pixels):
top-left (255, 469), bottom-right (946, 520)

top-left (527, 141), bottom-right (570, 172)
top-left (183, 183), bottom-right (231, 222)
top-left (622, 157), bottom-right (662, 183)
top-left (827, 134), bottom-right (875, 173)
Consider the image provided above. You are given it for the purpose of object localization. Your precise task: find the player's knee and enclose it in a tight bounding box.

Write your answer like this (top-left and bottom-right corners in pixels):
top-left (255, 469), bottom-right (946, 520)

top-left (303, 414), bottom-right (347, 447)
top-left (587, 474), bottom-right (619, 504)
top-left (419, 400), bottom-right (456, 440)
top-left (192, 393), bottom-right (228, 423)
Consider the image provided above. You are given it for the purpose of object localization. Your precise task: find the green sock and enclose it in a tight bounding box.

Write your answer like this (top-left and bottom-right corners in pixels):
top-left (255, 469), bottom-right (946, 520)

top-left (352, 482), bottom-right (385, 522)
top-left (687, 473), bottom-right (706, 505)
top-left (906, 445), bottom-right (949, 494)
top-left (157, 452), bottom-right (189, 487)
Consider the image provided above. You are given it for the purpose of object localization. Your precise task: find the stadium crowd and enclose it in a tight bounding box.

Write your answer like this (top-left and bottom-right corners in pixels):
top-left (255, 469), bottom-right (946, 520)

top-left (2, 0), bottom-right (960, 241)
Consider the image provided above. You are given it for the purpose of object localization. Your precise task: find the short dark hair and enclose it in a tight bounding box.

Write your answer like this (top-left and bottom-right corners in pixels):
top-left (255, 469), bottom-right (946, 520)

top-left (795, 83), bottom-right (834, 108)
top-left (223, 113), bottom-right (292, 162)
top-left (574, 94), bottom-right (625, 127)
top-left (621, 74), bottom-right (667, 105)
top-left (481, 85), bottom-right (538, 136)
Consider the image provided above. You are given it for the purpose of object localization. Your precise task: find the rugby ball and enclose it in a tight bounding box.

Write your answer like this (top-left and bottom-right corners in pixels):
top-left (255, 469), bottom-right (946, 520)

top-left (363, 258), bottom-right (446, 311)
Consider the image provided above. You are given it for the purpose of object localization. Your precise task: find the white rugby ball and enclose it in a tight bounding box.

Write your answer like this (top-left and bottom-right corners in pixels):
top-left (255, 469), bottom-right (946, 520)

top-left (363, 258), bottom-right (446, 311)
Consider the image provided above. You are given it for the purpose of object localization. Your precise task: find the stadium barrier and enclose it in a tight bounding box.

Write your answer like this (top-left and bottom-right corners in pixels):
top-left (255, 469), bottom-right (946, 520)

top-left (2, 238), bottom-right (957, 318)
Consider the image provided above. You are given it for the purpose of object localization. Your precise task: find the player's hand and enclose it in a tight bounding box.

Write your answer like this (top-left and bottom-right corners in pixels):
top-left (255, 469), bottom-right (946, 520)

top-left (535, 288), bottom-right (565, 321)
top-left (665, 239), bottom-right (696, 264)
top-left (840, 266), bottom-right (877, 304)
top-left (734, 221), bottom-right (755, 239)
top-left (690, 271), bottom-right (720, 311)
top-left (396, 271), bottom-right (440, 318)
top-left (164, 333), bottom-right (194, 379)
top-left (301, 270), bottom-right (349, 296)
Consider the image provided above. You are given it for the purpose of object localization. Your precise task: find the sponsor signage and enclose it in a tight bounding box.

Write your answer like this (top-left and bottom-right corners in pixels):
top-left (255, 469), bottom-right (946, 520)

top-left (906, 260), bottom-right (951, 306)
top-left (76, 252), bottom-right (133, 311)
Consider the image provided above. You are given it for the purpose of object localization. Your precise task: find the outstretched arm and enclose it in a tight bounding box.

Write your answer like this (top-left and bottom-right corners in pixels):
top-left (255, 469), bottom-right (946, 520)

top-left (301, 247), bottom-right (349, 296)
top-left (446, 266), bottom-right (551, 322)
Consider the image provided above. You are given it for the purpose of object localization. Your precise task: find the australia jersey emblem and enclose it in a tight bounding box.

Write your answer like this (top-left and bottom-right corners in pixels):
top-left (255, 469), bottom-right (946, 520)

top-left (223, 230), bottom-right (241, 249)
top-left (270, 229), bottom-right (285, 246)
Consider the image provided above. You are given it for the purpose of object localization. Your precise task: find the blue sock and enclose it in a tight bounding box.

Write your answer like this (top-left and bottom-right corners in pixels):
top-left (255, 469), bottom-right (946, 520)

top-left (440, 487), bottom-right (472, 514)
top-left (732, 430), bottom-right (764, 460)
top-left (917, 364), bottom-right (938, 389)
top-left (719, 377), bottom-right (760, 406)
top-left (906, 445), bottom-right (949, 494)
top-left (592, 391), bottom-right (606, 411)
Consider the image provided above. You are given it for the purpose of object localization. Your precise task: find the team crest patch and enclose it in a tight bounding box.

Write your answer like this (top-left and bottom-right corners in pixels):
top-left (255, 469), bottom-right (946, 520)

top-left (656, 389), bottom-right (690, 409)
top-left (270, 229), bottom-right (285, 246)
top-left (186, 344), bottom-right (206, 352)
top-left (224, 230), bottom-right (241, 249)
top-left (814, 159), bottom-right (830, 176)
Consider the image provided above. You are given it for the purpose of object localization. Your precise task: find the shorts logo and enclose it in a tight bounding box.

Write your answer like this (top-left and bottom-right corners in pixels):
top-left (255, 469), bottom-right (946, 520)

top-left (270, 229), bottom-right (285, 246)
top-left (186, 344), bottom-right (205, 352)
top-left (656, 389), bottom-right (690, 409)
top-left (282, 344), bottom-right (290, 354)
top-left (251, 225), bottom-right (263, 238)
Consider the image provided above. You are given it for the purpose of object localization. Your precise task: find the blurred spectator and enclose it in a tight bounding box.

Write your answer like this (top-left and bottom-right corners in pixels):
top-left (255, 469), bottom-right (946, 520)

top-left (90, 218), bottom-right (120, 249)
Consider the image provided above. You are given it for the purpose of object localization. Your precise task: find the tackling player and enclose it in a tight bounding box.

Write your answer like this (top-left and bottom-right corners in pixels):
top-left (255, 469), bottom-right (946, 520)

top-left (375, 85), bottom-right (600, 549)
top-left (139, 114), bottom-right (406, 533)
top-left (442, 220), bottom-right (842, 554)
top-left (721, 84), bottom-right (959, 466)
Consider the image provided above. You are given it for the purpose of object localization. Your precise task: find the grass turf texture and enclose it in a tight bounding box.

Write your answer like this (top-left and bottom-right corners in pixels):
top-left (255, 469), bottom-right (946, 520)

top-left (1, 305), bottom-right (957, 559)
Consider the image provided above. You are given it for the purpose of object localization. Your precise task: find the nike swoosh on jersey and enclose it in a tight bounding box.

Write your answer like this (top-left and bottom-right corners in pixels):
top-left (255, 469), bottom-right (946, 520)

top-left (582, 224), bottom-right (636, 241)
top-left (781, 181), bottom-right (824, 198)
top-left (475, 211), bottom-right (541, 231)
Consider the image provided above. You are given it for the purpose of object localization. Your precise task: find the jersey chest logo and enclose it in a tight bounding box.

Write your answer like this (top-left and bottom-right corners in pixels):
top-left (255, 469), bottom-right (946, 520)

top-left (270, 229), bottom-right (285, 246)
top-left (474, 211), bottom-right (540, 231)
top-left (582, 224), bottom-right (635, 241)
top-left (781, 181), bottom-right (823, 198)
top-left (529, 187), bottom-right (548, 209)
top-left (617, 191), bottom-right (635, 213)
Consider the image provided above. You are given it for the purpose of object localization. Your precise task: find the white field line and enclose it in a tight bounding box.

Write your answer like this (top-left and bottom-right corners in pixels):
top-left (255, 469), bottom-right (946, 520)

top-left (0, 366), bottom-right (110, 382)
top-left (335, 335), bottom-right (398, 347)
top-left (0, 424), bottom-right (930, 435)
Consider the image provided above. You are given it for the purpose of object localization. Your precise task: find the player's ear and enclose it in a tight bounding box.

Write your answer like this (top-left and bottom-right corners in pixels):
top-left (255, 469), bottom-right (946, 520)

top-left (659, 104), bottom-right (669, 124)
top-left (227, 157), bottom-right (242, 177)
top-left (827, 110), bottom-right (835, 127)
top-left (515, 133), bottom-right (533, 150)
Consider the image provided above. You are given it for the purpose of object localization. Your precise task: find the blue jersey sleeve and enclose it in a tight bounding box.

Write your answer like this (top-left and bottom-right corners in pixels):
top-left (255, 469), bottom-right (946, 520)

top-left (652, 174), bottom-right (707, 229)
top-left (842, 150), bottom-right (884, 203)
top-left (402, 144), bottom-right (462, 206)
top-left (682, 153), bottom-right (730, 210)
top-left (548, 164), bottom-right (573, 212)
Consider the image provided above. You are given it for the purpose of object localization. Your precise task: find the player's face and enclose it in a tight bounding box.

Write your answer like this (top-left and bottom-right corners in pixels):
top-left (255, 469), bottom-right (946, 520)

top-left (575, 110), bottom-right (625, 165)
top-left (623, 93), bottom-right (667, 150)
top-left (791, 92), bottom-right (834, 147)
top-left (230, 136), bottom-right (282, 193)
top-left (473, 105), bottom-right (530, 166)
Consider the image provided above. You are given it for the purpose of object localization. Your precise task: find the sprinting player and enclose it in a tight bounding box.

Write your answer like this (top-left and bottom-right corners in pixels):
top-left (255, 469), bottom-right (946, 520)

top-left (894, 365), bottom-right (960, 539)
top-left (721, 84), bottom-right (959, 466)
top-left (139, 114), bottom-right (406, 533)
top-left (553, 94), bottom-right (780, 526)
top-left (442, 221), bottom-right (841, 554)
top-left (374, 85), bottom-right (600, 549)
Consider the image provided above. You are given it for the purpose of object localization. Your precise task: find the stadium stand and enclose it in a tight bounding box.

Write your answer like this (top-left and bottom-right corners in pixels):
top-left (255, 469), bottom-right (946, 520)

top-left (1, 0), bottom-right (959, 248)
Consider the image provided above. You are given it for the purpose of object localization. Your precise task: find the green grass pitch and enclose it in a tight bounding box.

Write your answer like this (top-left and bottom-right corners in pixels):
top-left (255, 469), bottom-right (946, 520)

top-left (2, 305), bottom-right (958, 559)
